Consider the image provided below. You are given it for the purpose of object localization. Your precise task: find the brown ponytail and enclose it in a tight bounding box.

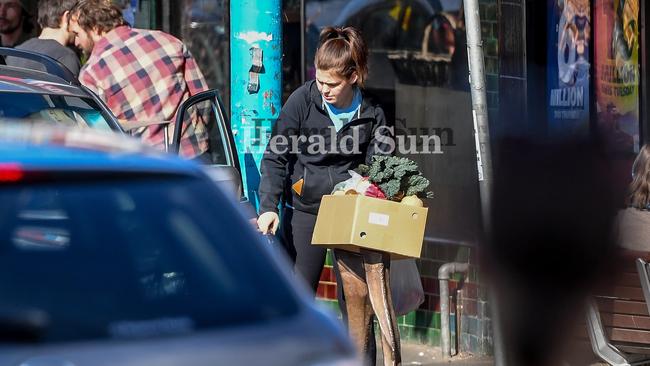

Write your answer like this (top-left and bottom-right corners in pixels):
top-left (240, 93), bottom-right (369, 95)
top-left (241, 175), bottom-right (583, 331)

top-left (314, 26), bottom-right (369, 87)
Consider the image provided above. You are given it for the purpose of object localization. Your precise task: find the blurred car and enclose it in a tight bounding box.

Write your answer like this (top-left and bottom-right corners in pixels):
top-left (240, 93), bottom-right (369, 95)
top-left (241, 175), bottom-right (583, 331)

top-left (0, 125), bottom-right (358, 366)
top-left (0, 48), bottom-right (122, 132)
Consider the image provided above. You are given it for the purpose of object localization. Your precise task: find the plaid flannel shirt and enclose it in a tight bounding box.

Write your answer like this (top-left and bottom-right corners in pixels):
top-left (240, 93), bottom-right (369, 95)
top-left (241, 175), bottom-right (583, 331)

top-left (80, 26), bottom-right (209, 158)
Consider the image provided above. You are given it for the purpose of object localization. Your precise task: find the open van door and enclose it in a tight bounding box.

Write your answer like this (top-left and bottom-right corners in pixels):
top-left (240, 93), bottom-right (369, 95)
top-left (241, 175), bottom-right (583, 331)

top-left (171, 90), bottom-right (255, 218)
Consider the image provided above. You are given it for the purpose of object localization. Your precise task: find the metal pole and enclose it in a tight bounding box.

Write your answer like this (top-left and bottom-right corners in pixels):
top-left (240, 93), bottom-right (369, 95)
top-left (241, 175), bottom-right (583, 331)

top-left (464, 0), bottom-right (493, 224)
top-left (439, 262), bottom-right (469, 359)
top-left (230, 0), bottom-right (282, 205)
top-left (463, 0), bottom-right (505, 365)
top-left (440, 277), bottom-right (451, 358)
top-left (488, 285), bottom-right (507, 365)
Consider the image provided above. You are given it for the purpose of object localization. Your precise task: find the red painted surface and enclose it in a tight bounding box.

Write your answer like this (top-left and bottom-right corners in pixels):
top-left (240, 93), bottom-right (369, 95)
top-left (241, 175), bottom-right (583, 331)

top-left (317, 266), bottom-right (337, 300)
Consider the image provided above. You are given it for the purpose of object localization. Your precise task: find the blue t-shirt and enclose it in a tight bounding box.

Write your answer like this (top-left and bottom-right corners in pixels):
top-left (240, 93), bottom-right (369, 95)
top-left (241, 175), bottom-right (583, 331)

top-left (323, 88), bottom-right (362, 132)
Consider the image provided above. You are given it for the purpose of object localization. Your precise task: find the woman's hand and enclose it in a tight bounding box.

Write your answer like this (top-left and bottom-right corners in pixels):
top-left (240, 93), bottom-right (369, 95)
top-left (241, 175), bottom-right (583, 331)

top-left (257, 212), bottom-right (280, 235)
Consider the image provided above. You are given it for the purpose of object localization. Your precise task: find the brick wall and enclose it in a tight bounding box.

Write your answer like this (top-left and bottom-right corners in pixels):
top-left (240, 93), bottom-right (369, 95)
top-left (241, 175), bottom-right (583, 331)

top-left (317, 242), bottom-right (492, 356)
top-left (316, 251), bottom-right (338, 313)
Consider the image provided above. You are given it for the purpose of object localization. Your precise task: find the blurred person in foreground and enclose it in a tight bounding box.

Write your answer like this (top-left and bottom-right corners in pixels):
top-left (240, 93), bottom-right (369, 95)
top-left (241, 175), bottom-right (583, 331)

top-left (5, 0), bottom-right (80, 76)
top-left (0, 0), bottom-right (34, 47)
top-left (68, 0), bottom-right (209, 159)
top-left (486, 138), bottom-right (618, 366)
top-left (616, 144), bottom-right (650, 251)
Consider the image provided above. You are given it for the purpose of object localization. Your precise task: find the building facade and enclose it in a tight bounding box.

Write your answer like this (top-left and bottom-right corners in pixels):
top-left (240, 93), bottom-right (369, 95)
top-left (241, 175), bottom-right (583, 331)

top-left (138, 0), bottom-right (647, 358)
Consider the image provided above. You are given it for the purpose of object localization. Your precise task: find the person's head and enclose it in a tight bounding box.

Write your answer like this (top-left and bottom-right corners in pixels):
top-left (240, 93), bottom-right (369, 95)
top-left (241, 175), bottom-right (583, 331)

top-left (0, 0), bottom-right (31, 37)
top-left (38, 0), bottom-right (77, 43)
top-left (314, 26), bottom-right (368, 108)
top-left (629, 145), bottom-right (650, 209)
top-left (68, 0), bottom-right (126, 53)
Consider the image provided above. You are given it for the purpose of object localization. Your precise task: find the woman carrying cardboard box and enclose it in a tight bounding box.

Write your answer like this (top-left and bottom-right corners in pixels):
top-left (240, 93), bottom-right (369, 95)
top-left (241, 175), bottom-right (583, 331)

top-left (256, 26), bottom-right (400, 365)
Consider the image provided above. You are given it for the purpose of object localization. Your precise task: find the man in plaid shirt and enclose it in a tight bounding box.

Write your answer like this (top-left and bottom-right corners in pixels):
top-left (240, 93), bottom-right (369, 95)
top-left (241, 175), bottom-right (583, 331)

top-left (69, 0), bottom-right (209, 158)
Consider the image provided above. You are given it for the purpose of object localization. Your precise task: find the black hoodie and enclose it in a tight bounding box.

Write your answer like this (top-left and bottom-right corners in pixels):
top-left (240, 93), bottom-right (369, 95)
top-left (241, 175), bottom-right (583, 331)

top-left (258, 80), bottom-right (394, 215)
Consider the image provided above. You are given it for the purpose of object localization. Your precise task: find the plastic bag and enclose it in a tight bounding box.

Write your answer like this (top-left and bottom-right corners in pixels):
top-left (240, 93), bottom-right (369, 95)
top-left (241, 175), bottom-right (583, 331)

top-left (331, 170), bottom-right (371, 195)
top-left (390, 258), bottom-right (425, 316)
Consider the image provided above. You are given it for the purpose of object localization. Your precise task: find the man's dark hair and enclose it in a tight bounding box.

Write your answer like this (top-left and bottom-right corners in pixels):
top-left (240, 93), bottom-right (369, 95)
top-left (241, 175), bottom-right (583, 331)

top-left (37, 0), bottom-right (78, 28)
top-left (70, 0), bottom-right (126, 34)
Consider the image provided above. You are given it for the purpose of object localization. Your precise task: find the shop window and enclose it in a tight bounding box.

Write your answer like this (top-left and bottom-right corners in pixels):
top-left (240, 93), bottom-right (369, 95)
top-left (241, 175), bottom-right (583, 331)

top-left (303, 0), bottom-right (479, 246)
top-left (179, 0), bottom-right (229, 104)
top-left (396, 2), bottom-right (435, 51)
top-left (351, 4), bottom-right (399, 50)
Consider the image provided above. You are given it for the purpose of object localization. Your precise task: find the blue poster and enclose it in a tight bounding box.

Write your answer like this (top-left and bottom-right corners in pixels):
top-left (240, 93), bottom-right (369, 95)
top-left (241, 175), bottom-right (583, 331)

top-left (548, 0), bottom-right (591, 136)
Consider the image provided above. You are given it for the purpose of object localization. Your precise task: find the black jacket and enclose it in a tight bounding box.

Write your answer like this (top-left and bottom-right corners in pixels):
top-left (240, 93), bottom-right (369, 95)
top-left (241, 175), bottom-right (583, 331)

top-left (258, 80), bottom-right (393, 215)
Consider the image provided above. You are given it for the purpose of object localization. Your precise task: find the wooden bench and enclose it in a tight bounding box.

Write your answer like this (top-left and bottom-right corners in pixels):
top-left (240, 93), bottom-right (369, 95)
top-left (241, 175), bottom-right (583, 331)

top-left (587, 252), bottom-right (650, 365)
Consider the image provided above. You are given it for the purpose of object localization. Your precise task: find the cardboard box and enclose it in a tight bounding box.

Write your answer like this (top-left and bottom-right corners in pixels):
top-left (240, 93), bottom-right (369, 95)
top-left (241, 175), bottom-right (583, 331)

top-left (312, 194), bottom-right (428, 258)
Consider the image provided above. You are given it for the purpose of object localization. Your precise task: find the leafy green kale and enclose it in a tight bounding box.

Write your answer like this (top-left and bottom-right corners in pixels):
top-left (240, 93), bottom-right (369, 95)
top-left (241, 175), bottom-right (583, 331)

top-left (355, 156), bottom-right (433, 200)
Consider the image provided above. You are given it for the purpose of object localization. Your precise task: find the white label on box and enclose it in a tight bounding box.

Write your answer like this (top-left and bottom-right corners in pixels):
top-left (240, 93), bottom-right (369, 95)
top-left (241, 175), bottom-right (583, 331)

top-left (368, 212), bottom-right (390, 226)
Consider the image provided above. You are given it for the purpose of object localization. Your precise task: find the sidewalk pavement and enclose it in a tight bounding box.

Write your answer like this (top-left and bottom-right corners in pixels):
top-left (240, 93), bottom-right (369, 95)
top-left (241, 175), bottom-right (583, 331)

top-left (394, 343), bottom-right (611, 366)
top-left (378, 343), bottom-right (494, 365)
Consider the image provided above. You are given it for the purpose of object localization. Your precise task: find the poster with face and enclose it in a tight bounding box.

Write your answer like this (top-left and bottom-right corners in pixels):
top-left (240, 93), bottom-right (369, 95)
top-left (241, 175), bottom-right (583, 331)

top-left (548, 0), bottom-right (591, 136)
top-left (594, 0), bottom-right (640, 153)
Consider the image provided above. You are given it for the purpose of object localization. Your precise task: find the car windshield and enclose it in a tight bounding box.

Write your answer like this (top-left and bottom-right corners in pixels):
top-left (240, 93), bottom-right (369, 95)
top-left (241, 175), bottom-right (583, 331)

top-left (0, 176), bottom-right (299, 343)
top-left (0, 92), bottom-right (114, 131)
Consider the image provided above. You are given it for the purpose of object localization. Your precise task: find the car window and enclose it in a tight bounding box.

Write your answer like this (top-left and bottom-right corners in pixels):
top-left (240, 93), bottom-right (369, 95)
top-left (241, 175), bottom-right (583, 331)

top-left (181, 98), bottom-right (229, 165)
top-left (0, 93), bottom-right (113, 131)
top-left (0, 176), bottom-right (298, 343)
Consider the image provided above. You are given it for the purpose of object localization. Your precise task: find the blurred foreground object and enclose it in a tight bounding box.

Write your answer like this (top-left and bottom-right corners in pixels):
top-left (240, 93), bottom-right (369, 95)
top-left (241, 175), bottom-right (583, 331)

top-left (0, 124), bottom-right (358, 366)
top-left (487, 138), bottom-right (618, 366)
